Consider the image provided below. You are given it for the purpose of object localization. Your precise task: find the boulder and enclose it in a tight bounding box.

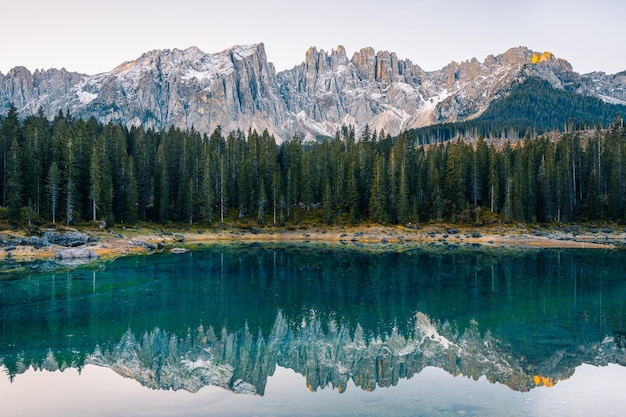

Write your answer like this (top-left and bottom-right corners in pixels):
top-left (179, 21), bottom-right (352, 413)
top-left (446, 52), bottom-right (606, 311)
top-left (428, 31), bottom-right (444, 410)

top-left (43, 230), bottom-right (90, 247)
top-left (21, 236), bottom-right (50, 249)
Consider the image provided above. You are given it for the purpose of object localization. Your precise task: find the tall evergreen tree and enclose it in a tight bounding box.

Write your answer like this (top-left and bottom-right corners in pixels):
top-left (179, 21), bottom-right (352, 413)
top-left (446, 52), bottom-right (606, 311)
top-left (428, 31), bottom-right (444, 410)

top-left (154, 144), bottom-right (169, 223)
top-left (7, 139), bottom-right (22, 224)
top-left (88, 144), bottom-right (101, 221)
top-left (368, 155), bottom-right (387, 223)
top-left (22, 108), bottom-right (50, 215)
top-left (1, 104), bottom-right (20, 206)
top-left (47, 162), bottom-right (61, 224)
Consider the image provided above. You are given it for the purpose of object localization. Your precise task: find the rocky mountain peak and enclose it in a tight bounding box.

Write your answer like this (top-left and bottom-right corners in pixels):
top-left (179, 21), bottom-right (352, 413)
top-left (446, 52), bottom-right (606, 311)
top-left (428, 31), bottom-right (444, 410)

top-left (532, 51), bottom-right (555, 64)
top-left (332, 45), bottom-right (348, 61)
top-left (1, 44), bottom-right (624, 141)
top-left (228, 42), bottom-right (267, 62)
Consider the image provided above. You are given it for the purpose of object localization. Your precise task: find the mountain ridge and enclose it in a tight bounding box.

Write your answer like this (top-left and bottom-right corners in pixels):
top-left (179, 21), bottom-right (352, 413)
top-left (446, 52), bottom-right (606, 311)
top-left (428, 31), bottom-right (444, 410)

top-left (1, 43), bottom-right (625, 141)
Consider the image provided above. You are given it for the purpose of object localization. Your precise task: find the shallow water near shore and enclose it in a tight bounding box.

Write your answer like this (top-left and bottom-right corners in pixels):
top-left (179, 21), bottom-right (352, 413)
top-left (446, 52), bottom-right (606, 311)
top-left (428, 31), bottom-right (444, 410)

top-left (1, 243), bottom-right (625, 416)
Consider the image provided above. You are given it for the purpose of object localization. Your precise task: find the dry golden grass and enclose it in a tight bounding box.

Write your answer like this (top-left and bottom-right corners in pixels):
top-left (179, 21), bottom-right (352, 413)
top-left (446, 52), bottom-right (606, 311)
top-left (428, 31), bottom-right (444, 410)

top-left (0, 221), bottom-right (620, 264)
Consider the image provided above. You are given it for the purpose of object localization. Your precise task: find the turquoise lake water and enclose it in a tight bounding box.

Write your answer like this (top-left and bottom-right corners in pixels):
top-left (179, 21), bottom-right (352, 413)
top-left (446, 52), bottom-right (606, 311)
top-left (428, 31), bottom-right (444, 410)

top-left (1, 243), bottom-right (625, 416)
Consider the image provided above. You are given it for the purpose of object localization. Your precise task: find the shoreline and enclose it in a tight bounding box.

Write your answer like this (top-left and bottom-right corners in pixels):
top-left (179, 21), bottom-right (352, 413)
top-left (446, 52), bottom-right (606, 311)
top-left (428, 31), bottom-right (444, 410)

top-left (0, 224), bottom-right (623, 267)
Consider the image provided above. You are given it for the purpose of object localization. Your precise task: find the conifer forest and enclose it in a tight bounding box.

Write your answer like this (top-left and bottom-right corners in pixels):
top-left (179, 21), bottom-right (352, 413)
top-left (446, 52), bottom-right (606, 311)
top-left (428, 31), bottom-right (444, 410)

top-left (1, 104), bottom-right (625, 228)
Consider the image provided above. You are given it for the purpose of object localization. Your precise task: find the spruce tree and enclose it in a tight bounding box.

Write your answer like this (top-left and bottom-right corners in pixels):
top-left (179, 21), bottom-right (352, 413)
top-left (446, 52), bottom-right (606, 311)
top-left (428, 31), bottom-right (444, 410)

top-left (368, 155), bottom-right (387, 223)
top-left (7, 139), bottom-right (22, 224)
top-left (47, 162), bottom-right (61, 224)
top-left (1, 104), bottom-right (20, 207)
top-left (88, 145), bottom-right (100, 221)
top-left (154, 144), bottom-right (169, 223)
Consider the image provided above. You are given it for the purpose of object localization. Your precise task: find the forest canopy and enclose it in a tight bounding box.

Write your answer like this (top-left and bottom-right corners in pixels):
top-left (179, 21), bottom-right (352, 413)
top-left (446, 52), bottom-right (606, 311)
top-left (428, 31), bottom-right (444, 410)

top-left (1, 104), bottom-right (626, 228)
top-left (405, 77), bottom-right (626, 145)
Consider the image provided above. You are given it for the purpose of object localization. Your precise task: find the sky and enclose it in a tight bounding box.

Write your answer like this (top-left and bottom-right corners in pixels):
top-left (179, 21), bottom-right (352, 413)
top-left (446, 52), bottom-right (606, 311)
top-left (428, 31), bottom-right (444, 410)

top-left (1, 0), bottom-right (625, 76)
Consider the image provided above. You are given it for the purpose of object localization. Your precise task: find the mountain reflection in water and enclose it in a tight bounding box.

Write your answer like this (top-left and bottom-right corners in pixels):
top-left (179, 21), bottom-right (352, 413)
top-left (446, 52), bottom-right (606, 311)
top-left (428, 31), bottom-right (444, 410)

top-left (1, 243), bottom-right (625, 396)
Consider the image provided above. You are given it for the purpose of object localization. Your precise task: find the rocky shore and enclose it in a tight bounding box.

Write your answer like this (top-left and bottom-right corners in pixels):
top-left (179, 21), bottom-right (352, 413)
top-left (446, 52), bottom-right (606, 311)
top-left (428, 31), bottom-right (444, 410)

top-left (0, 224), bottom-right (623, 268)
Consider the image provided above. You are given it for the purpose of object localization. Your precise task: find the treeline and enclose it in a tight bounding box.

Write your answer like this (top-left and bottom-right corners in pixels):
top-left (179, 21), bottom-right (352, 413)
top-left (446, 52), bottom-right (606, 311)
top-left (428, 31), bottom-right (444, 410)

top-left (1, 104), bottom-right (626, 227)
top-left (406, 77), bottom-right (626, 144)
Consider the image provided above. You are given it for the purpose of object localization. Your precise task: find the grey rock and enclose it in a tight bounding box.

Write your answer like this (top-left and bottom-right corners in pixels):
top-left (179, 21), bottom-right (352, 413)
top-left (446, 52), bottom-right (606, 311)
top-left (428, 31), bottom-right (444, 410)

top-left (43, 230), bottom-right (90, 247)
top-left (130, 240), bottom-right (157, 250)
top-left (21, 236), bottom-right (50, 249)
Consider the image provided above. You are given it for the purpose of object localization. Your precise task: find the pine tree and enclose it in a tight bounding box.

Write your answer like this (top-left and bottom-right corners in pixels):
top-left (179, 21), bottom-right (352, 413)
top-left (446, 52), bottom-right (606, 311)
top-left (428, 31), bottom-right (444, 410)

top-left (154, 144), bottom-right (169, 223)
top-left (133, 128), bottom-right (155, 221)
top-left (347, 161), bottom-right (359, 224)
top-left (63, 129), bottom-right (79, 226)
top-left (368, 155), bottom-right (387, 223)
top-left (272, 170), bottom-right (281, 225)
top-left (473, 136), bottom-right (490, 206)
top-left (22, 108), bottom-right (50, 215)
top-left (397, 157), bottom-right (409, 224)
top-left (301, 151), bottom-right (314, 211)
top-left (503, 177), bottom-right (514, 223)
top-left (96, 136), bottom-right (114, 224)
top-left (65, 167), bottom-right (76, 226)
top-left (257, 178), bottom-right (266, 225)
top-left (323, 182), bottom-right (333, 225)
top-left (47, 162), bottom-right (61, 224)
top-left (199, 134), bottom-right (214, 223)
top-left (1, 104), bottom-right (20, 207)
top-left (238, 159), bottom-right (253, 219)
top-left (219, 151), bottom-right (227, 225)
top-left (88, 144), bottom-right (100, 221)
top-left (124, 156), bottom-right (138, 224)
top-left (7, 139), bottom-right (22, 224)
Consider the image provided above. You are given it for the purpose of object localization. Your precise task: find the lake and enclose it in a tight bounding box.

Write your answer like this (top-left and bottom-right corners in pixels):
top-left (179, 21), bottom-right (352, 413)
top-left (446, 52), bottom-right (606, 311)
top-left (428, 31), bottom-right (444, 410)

top-left (1, 243), bottom-right (625, 416)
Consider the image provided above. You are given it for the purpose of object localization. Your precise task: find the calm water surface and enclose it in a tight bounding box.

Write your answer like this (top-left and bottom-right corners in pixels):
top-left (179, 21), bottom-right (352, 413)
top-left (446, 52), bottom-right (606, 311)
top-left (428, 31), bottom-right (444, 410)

top-left (1, 243), bottom-right (625, 416)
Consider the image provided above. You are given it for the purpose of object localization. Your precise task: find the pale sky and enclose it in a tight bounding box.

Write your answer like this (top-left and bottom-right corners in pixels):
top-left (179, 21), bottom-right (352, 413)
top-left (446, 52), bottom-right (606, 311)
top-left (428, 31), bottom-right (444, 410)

top-left (1, 0), bottom-right (624, 75)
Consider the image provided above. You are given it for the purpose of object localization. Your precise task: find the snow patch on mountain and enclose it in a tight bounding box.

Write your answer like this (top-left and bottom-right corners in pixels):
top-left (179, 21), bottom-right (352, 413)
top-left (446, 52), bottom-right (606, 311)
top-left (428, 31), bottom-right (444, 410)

top-left (598, 94), bottom-right (626, 105)
top-left (76, 89), bottom-right (97, 105)
top-left (181, 68), bottom-right (214, 82)
top-left (231, 43), bottom-right (264, 60)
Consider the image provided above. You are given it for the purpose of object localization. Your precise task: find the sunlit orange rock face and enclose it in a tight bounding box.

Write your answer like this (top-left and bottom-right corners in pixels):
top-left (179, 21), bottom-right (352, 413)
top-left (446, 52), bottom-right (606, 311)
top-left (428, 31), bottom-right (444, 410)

top-left (531, 51), bottom-right (555, 64)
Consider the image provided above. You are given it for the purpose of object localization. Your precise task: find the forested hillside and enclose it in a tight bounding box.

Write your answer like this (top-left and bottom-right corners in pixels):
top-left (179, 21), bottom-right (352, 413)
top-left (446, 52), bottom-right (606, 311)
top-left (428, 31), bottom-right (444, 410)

top-left (1, 104), bottom-right (626, 228)
top-left (406, 77), bottom-right (626, 144)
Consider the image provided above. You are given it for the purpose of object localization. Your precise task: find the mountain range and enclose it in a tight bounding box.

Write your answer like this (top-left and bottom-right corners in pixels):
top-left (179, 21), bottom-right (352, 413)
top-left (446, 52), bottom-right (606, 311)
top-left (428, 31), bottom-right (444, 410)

top-left (1, 43), bottom-right (625, 141)
top-left (5, 311), bottom-right (625, 395)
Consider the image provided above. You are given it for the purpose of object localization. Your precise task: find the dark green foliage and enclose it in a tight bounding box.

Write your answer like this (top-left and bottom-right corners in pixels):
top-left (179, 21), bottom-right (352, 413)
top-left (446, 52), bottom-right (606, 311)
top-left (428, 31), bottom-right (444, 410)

top-left (479, 78), bottom-right (626, 131)
top-left (7, 139), bottom-right (22, 224)
top-left (1, 105), bottom-right (626, 227)
top-left (1, 104), bottom-right (20, 207)
top-left (406, 77), bottom-right (626, 144)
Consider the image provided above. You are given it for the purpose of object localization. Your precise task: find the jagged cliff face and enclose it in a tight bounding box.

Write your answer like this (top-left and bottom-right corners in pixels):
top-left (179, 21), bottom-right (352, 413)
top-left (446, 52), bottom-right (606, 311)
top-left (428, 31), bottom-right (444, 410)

top-left (90, 44), bottom-right (288, 136)
top-left (1, 44), bottom-right (624, 141)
